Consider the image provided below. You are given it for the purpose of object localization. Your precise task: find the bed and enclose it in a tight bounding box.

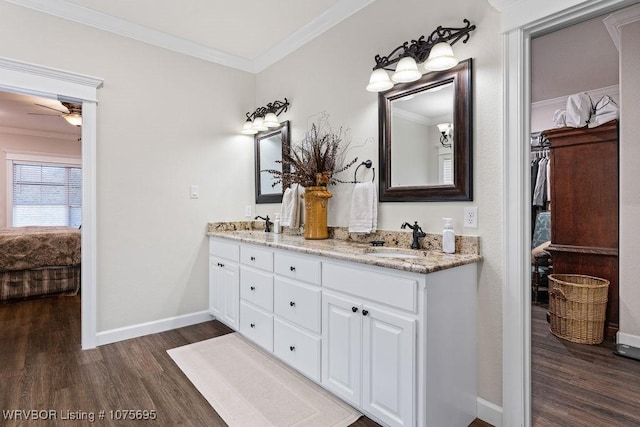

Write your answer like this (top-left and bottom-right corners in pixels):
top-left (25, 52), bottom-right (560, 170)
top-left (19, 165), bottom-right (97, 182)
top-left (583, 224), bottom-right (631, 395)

top-left (0, 226), bottom-right (81, 303)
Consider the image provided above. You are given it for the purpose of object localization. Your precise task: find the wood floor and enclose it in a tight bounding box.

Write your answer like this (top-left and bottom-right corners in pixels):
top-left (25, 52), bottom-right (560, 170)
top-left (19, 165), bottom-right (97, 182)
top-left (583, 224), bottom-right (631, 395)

top-left (1, 296), bottom-right (491, 427)
top-left (531, 303), bottom-right (640, 426)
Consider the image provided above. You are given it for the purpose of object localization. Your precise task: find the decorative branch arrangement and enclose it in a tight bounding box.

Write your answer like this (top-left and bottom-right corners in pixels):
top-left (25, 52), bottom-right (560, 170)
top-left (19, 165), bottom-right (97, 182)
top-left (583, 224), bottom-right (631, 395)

top-left (264, 113), bottom-right (358, 188)
top-left (371, 19), bottom-right (476, 71)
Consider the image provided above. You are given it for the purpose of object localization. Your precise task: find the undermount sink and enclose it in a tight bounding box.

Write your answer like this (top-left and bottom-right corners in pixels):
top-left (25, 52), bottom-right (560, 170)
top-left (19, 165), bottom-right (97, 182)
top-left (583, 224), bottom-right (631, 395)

top-left (364, 247), bottom-right (426, 259)
top-left (370, 252), bottom-right (421, 259)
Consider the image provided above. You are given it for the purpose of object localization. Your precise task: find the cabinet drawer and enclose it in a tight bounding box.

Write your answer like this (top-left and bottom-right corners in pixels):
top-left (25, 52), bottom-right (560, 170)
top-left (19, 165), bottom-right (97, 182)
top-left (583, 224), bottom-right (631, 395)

top-left (274, 278), bottom-right (321, 333)
top-left (274, 252), bottom-right (321, 284)
top-left (209, 238), bottom-right (239, 262)
top-left (240, 301), bottom-right (273, 352)
top-left (322, 262), bottom-right (417, 312)
top-left (240, 268), bottom-right (273, 311)
top-left (240, 245), bottom-right (273, 272)
top-left (274, 318), bottom-right (321, 382)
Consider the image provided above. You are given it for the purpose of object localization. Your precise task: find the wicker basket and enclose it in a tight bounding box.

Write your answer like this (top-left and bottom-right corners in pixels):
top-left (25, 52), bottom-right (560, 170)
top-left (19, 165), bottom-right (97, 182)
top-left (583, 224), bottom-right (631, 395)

top-left (548, 274), bottom-right (609, 345)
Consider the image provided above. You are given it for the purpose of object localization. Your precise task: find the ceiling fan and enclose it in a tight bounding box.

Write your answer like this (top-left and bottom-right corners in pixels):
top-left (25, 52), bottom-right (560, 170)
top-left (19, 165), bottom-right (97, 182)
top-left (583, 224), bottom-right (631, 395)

top-left (29, 101), bottom-right (82, 127)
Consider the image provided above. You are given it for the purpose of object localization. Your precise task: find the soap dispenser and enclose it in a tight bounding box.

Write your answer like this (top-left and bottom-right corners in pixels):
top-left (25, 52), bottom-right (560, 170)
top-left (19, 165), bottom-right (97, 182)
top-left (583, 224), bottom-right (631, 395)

top-left (442, 218), bottom-right (455, 254)
top-left (273, 213), bottom-right (281, 234)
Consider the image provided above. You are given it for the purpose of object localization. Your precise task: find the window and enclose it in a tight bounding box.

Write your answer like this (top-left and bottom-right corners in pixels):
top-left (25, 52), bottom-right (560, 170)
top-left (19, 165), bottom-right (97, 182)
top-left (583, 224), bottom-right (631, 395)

top-left (7, 153), bottom-right (81, 227)
top-left (439, 154), bottom-right (453, 185)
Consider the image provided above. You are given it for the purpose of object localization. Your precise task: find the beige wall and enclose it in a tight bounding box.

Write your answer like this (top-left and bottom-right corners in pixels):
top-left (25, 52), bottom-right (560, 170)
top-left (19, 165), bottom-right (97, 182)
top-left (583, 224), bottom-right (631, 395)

top-left (255, 0), bottom-right (504, 405)
top-left (531, 15), bottom-right (619, 103)
top-left (619, 19), bottom-right (640, 340)
top-left (0, 132), bottom-right (81, 227)
top-left (0, 2), bottom-right (255, 331)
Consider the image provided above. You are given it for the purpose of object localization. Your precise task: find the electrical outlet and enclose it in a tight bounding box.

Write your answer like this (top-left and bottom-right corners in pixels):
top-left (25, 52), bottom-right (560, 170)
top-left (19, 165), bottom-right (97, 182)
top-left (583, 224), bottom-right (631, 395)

top-left (245, 205), bottom-right (252, 218)
top-left (464, 206), bottom-right (478, 228)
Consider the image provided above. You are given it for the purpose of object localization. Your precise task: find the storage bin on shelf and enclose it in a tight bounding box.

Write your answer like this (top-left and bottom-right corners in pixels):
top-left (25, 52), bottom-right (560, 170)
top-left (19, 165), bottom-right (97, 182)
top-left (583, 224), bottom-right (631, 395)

top-left (548, 274), bottom-right (609, 345)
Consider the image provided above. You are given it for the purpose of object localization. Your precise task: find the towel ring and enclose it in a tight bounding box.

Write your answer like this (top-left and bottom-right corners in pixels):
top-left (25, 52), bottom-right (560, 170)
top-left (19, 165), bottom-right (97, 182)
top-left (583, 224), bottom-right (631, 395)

top-left (353, 160), bottom-right (375, 183)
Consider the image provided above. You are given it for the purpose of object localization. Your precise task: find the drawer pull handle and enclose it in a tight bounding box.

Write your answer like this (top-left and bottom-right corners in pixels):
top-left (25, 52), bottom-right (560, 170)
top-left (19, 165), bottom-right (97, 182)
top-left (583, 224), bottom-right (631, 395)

top-left (217, 262), bottom-right (224, 267)
top-left (362, 309), bottom-right (369, 316)
top-left (250, 286), bottom-right (255, 291)
top-left (250, 256), bottom-right (256, 261)
top-left (352, 306), bottom-right (358, 313)
top-left (289, 266), bottom-right (296, 272)
top-left (289, 301), bottom-right (295, 307)
top-left (289, 346), bottom-right (295, 352)
top-left (250, 323), bottom-right (255, 328)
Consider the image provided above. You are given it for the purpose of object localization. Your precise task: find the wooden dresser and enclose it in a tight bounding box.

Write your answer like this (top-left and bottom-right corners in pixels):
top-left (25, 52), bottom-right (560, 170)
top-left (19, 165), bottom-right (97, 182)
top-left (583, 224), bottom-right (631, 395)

top-left (543, 120), bottom-right (619, 336)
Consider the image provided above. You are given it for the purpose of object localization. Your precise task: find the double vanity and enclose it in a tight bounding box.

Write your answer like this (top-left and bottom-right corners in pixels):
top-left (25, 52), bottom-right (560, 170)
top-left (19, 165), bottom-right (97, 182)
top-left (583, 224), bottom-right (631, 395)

top-left (207, 223), bottom-right (481, 427)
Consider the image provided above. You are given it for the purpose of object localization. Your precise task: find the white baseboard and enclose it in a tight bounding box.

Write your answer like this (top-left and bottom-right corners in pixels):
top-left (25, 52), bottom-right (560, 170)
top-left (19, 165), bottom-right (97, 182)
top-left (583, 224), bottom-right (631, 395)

top-left (477, 397), bottom-right (503, 427)
top-left (96, 310), bottom-right (213, 346)
top-left (617, 332), bottom-right (640, 348)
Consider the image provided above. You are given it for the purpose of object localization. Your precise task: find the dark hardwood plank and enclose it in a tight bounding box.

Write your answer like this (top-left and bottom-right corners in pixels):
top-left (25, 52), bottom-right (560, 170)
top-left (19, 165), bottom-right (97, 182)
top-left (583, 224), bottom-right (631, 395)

top-left (532, 303), bottom-right (640, 426)
top-left (0, 296), bottom-right (489, 426)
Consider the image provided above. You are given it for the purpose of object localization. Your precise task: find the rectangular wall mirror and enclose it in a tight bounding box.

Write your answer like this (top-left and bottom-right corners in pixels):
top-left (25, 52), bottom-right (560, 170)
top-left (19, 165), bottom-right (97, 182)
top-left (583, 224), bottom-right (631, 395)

top-left (379, 59), bottom-right (473, 201)
top-left (255, 120), bottom-right (290, 204)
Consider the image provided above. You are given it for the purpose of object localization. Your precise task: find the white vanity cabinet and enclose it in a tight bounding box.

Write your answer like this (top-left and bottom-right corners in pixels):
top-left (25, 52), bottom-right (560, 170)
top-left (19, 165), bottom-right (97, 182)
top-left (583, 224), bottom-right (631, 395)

top-left (272, 252), bottom-right (322, 382)
top-left (208, 235), bottom-right (478, 427)
top-left (322, 262), bottom-right (417, 427)
top-left (321, 259), bottom-right (477, 427)
top-left (238, 243), bottom-right (274, 352)
top-left (208, 239), bottom-right (240, 330)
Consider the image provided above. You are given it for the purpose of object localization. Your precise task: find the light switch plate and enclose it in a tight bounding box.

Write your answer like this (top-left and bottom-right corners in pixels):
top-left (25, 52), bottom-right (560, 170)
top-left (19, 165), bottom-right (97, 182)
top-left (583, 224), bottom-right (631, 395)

top-left (190, 185), bottom-right (199, 199)
top-left (245, 205), bottom-right (252, 218)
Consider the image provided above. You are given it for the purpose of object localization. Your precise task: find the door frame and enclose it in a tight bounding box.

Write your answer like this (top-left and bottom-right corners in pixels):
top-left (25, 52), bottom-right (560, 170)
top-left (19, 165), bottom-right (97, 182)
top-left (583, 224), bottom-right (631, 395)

top-left (0, 56), bottom-right (103, 349)
top-left (495, 0), bottom-right (637, 425)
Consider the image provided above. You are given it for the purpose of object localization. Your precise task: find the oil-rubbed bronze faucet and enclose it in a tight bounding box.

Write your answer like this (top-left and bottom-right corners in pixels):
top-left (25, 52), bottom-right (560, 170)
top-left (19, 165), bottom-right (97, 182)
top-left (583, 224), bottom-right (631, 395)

top-left (255, 215), bottom-right (272, 232)
top-left (401, 221), bottom-right (426, 249)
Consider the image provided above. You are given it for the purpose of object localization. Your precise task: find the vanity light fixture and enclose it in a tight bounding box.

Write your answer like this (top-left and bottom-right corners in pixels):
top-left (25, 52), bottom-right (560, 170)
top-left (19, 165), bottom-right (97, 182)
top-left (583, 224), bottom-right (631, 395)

top-left (366, 19), bottom-right (476, 92)
top-left (241, 98), bottom-right (290, 135)
top-left (437, 122), bottom-right (453, 148)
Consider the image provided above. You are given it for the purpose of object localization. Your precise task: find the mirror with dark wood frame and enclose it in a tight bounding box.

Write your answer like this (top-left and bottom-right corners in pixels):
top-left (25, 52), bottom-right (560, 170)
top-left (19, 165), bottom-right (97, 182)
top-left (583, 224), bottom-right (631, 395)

top-left (255, 121), bottom-right (290, 204)
top-left (379, 58), bottom-right (472, 202)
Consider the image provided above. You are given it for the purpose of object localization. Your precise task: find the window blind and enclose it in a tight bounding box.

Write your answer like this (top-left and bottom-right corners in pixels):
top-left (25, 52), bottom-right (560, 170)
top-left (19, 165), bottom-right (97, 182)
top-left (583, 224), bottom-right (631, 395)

top-left (12, 162), bottom-right (82, 227)
top-left (443, 158), bottom-right (453, 185)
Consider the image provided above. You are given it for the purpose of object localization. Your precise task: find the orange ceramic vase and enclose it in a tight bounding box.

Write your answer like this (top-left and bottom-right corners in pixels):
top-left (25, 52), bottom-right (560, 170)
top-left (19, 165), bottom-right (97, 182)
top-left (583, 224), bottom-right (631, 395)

top-left (303, 186), bottom-right (332, 240)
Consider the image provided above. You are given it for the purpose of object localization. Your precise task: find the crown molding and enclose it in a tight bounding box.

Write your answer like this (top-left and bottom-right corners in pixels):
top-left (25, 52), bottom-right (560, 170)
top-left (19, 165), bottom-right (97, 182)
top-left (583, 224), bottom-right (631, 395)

top-left (603, 3), bottom-right (640, 50)
top-left (488, 0), bottom-right (636, 32)
top-left (5, 0), bottom-right (375, 74)
top-left (0, 125), bottom-right (80, 140)
top-left (253, 0), bottom-right (375, 72)
top-left (531, 84), bottom-right (619, 110)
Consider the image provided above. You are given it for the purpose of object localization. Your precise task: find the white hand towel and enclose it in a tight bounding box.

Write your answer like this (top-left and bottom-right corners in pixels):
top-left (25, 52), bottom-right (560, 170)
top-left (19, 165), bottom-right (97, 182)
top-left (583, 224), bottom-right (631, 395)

top-left (348, 182), bottom-right (377, 234)
top-left (280, 184), bottom-right (303, 227)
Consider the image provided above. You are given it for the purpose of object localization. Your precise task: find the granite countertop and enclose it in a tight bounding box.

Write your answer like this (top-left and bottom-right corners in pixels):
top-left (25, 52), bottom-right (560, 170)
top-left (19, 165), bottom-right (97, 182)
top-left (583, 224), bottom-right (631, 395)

top-left (207, 223), bottom-right (482, 275)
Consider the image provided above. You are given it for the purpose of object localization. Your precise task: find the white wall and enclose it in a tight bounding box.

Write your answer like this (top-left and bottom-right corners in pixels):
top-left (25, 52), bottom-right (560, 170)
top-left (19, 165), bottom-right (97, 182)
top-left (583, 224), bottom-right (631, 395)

top-left (619, 19), bottom-right (640, 342)
top-left (0, 2), bottom-right (255, 331)
top-left (255, 0), bottom-right (504, 405)
top-left (0, 132), bottom-right (81, 227)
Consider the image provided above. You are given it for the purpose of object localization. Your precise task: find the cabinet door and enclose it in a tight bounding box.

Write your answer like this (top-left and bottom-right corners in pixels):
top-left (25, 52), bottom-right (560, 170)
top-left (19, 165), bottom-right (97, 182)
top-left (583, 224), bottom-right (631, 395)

top-left (220, 262), bottom-right (240, 330)
top-left (362, 306), bottom-right (415, 427)
top-left (209, 257), bottom-right (223, 318)
top-left (210, 256), bottom-right (239, 330)
top-left (321, 291), bottom-right (362, 407)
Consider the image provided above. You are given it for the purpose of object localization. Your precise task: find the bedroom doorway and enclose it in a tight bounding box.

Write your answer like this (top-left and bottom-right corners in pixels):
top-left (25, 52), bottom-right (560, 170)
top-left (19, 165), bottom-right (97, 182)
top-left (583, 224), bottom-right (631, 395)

top-left (0, 56), bottom-right (102, 349)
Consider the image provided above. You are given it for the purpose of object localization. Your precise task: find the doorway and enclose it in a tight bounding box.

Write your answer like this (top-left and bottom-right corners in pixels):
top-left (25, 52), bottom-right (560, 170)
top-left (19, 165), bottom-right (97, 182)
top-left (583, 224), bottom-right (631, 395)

top-left (0, 56), bottom-right (102, 349)
top-left (500, 1), bottom-right (640, 425)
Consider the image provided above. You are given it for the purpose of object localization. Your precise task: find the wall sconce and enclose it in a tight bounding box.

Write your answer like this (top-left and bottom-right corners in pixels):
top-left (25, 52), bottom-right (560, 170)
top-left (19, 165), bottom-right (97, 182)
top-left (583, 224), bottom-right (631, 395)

top-left (241, 98), bottom-right (290, 135)
top-left (366, 19), bottom-right (476, 92)
top-left (437, 123), bottom-right (453, 148)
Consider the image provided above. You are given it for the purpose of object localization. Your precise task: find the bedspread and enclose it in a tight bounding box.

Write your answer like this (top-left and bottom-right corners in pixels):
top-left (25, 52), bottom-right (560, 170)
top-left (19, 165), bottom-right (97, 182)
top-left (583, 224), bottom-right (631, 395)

top-left (0, 227), bottom-right (81, 271)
